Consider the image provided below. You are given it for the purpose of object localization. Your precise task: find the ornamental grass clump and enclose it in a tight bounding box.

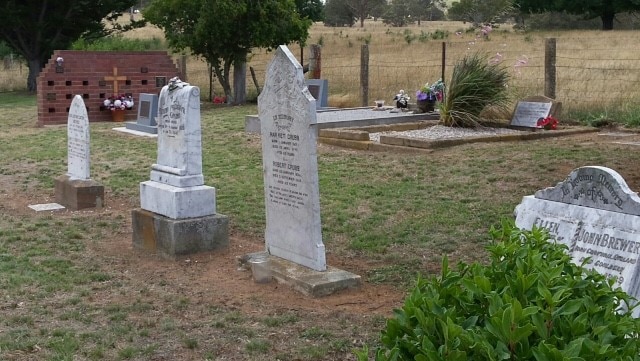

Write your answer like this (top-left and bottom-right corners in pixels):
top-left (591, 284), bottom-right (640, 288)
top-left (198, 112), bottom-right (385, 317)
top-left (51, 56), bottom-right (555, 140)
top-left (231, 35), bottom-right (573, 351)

top-left (357, 220), bottom-right (640, 361)
top-left (439, 53), bottom-right (510, 127)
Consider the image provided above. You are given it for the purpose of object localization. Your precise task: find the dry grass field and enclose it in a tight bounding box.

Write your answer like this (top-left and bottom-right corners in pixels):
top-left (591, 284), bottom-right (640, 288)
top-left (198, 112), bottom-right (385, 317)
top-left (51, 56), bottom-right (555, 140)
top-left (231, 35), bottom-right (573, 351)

top-left (3, 19), bottom-right (640, 115)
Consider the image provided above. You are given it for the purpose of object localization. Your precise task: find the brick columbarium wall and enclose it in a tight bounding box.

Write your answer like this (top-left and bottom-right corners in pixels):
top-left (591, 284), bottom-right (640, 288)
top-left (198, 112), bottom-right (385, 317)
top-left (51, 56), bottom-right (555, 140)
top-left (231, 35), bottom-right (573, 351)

top-left (37, 50), bottom-right (181, 125)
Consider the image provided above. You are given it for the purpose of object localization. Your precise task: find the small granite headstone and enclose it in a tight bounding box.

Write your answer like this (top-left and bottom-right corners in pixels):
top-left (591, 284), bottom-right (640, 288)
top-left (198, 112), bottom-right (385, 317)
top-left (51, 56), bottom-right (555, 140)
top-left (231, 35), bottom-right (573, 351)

top-left (54, 95), bottom-right (104, 210)
top-left (256, 46), bottom-right (360, 295)
top-left (132, 78), bottom-right (229, 258)
top-left (515, 166), bottom-right (640, 316)
top-left (125, 93), bottom-right (159, 134)
top-left (510, 95), bottom-right (562, 128)
top-left (305, 79), bottom-right (329, 108)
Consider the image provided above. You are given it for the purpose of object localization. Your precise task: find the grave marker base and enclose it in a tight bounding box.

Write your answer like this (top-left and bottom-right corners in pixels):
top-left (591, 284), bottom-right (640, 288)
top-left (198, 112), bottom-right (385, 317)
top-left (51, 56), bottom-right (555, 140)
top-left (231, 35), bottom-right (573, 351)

top-left (244, 252), bottom-right (361, 297)
top-left (54, 174), bottom-right (104, 210)
top-left (132, 209), bottom-right (229, 259)
top-left (125, 121), bottom-right (158, 134)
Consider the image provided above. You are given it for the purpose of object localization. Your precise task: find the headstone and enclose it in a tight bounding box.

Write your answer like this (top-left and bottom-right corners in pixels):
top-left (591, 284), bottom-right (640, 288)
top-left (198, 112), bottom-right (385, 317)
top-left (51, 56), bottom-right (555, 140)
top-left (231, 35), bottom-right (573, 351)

top-left (256, 46), bottom-right (360, 295)
top-left (510, 95), bottom-right (562, 128)
top-left (54, 95), bottom-right (104, 210)
top-left (132, 78), bottom-right (229, 258)
top-left (515, 166), bottom-right (640, 316)
top-left (125, 93), bottom-right (159, 134)
top-left (305, 79), bottom-right (329, 108)
top-left (259, 46), bottom-right (325, 271)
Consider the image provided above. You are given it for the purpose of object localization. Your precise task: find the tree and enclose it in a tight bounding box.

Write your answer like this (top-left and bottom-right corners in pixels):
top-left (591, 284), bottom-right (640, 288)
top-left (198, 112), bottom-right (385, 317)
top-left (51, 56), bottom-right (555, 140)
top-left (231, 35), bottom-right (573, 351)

top-left (409, 0), bottom-right (447, 25)
top-left (145, 0), bottom-right (310, 104)
top-left (324, 0), bottom-right (356, 26)
top-left (447, 0), bottom-right (514, 25)
top-left (294, 0), bottom-right (325, 22)
top-left (345, 0), bottom-right (388, 27)
top-left (516, 0), bottom-right (640, 30)
top-left (0, 0), bottom-right (142, 92)
top-left (383, 0), bottom-right (413, 27)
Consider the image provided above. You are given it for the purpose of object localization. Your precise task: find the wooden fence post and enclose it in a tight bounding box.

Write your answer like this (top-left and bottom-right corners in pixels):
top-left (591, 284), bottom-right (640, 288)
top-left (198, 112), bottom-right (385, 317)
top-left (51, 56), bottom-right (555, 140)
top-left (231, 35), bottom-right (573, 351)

top-left (441, 42), bottom-right (446, 82)
top-left (361, 44), bottom-right (369, 107)
top-left (309, 44), bottom-right (322, 79)
top-left (545, 38), bottom-right (556, 99)
top-left (179, 54), bottom-right (187, 82)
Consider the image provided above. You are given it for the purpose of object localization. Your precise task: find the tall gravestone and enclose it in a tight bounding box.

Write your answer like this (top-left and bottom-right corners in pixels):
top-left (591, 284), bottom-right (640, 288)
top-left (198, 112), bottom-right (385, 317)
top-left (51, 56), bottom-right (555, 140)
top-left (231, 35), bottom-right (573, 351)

top-left (54, 95), bottom-right (104, 210)
top-left (131, 78), bottom-right (229, 258)
top-left (515, 166), bottom-right (640, 316)
top-left (259, 46), bottom-right (326, 271)
top-left (125, 93), bottom-right (159, 134)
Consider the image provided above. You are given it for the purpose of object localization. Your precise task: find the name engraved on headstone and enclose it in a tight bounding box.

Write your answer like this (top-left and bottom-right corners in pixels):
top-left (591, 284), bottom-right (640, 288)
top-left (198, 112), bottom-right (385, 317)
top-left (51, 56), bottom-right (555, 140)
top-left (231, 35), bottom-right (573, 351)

top-left (515, 166), bottom-right (640, 316)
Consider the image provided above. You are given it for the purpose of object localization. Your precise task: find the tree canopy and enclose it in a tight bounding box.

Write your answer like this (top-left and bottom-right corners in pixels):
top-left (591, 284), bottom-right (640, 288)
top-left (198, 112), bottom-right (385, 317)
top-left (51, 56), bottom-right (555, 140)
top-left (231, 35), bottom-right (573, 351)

top-left (516, 0), bottom-right (640, 30)
top-left (145, 0), bottom-right (311, 104)
top-left (447, 0), bottom-right (514, 25)
top-left (0, 0), bottom-right (142, 91)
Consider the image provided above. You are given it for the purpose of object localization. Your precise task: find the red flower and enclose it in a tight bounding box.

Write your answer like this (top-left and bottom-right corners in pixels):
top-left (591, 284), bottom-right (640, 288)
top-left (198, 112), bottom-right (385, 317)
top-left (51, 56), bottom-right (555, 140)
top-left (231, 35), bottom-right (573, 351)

top-left (536, 116), bottom-right (558, 130)
top-left (213, 96), bottom-right (226, 104)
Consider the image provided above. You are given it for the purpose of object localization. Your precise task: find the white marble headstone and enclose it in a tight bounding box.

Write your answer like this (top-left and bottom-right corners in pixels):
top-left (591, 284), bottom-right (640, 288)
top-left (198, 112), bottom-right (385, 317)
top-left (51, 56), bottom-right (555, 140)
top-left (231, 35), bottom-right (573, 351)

top-left (511, 101), bottom-right (552, 128)
top-left (258, 45), bottom-right (326, 272)
top-left (139, 78), bottom-right (216, 219)
top-left (515, 166), bottom-right (640, 316)
top-left (67, 95), bottom-right (90, 180)
top-left (152, 81), bottom-right (204, 187)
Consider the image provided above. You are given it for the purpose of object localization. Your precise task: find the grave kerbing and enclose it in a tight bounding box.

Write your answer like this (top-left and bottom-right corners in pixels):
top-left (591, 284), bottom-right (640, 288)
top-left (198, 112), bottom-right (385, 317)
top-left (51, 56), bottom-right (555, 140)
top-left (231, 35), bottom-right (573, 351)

top-left (256, 45), bottom-right (360, 295)
top-left (54, 95), bottom-right (104, 210)
top-left (515, 166), bottom-right (640, 317)
top-left (132, 78), bottom-right (229, 258)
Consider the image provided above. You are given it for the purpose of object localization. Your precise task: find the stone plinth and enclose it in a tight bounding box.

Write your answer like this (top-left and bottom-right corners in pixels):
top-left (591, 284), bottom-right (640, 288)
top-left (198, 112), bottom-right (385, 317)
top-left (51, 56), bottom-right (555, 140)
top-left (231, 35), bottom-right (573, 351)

top-left (132, 209), bottom-right (229, 259)
top-left (54, 175), bottom-right (104, 210)
top-left (139, 180), bottom-right (216, 219)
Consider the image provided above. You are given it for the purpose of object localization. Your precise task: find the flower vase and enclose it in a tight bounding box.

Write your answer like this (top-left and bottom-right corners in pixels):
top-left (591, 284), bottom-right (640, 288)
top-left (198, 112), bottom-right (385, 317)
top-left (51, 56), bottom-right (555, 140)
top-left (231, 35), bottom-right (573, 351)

top-left (417, 99), bottom-right (436, 113)
top-left (111, 109), bottom-right (126, 122)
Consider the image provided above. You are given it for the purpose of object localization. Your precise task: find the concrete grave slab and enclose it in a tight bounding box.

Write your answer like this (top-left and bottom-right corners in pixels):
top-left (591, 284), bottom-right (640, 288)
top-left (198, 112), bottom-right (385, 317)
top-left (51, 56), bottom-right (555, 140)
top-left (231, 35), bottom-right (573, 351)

top-left (28, 203), bottom-right (65, 212)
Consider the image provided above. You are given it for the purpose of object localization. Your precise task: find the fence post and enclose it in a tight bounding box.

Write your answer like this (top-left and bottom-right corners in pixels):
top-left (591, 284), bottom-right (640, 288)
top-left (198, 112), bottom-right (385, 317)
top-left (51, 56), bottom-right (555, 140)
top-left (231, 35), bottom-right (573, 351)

top-left (545, 38), bottom-right (556, 99)
top-left (309, 44), bottom-right (322, 79)
top-left (179, 54), bottom-right (187, 82)
top-left (441, 42), bottom-right (446, 81)
top-left (361, 44), bottom-right (369, 107)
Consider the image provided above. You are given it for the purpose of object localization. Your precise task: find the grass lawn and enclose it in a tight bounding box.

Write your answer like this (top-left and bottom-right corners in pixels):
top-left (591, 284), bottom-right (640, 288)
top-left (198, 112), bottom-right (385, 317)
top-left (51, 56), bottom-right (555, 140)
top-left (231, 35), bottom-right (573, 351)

top-left (2, 91), bottom-right (640, 360)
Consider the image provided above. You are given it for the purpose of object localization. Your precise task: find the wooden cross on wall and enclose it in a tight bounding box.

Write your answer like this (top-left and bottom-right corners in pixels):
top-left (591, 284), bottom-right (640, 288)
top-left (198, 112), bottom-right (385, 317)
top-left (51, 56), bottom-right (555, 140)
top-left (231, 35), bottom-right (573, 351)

top-left (104, 67), bottom-right (127, 94)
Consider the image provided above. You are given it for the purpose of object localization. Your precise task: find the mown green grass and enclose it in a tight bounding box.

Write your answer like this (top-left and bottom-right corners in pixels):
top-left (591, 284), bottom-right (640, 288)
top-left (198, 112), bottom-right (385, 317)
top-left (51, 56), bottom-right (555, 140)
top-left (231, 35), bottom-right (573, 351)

top-left (2, 91), bottom-right (640, 359)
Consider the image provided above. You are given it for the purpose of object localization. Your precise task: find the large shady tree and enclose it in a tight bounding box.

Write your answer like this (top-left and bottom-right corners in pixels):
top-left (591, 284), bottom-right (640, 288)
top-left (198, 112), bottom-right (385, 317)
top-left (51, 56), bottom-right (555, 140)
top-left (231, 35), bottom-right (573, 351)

top-left (516, 0), bottom-right (640, 30)
top-left (144, 0), bottom-right (311, 104)
top-left (0, 0), bottom-right (142, 92)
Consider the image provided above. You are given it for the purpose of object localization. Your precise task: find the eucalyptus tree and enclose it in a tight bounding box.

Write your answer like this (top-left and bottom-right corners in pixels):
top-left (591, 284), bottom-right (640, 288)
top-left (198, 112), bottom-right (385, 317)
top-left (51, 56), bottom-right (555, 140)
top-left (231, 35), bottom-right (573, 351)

top-left (516, 0), bottom-right (640, 30)
top-left (0, 0), bottom-right (142, 92)
top-left (145, 0), bottom-right (310, 104)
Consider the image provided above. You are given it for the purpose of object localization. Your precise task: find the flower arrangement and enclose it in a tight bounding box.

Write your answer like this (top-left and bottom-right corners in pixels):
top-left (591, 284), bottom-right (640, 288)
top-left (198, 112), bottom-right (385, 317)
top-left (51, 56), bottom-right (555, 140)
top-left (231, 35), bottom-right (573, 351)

top-left (416, 79), bottom-right (445, 102)
top-left (103, 94), bottom-right (134, 111)
top-left (537, 116), bottom-right (558, 130)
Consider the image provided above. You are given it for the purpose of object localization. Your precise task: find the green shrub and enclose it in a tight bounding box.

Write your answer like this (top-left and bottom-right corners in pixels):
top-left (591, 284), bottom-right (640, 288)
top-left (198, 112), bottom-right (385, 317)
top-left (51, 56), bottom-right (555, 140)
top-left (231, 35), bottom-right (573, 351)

top-left (357, 220), bottom-right (640, 361)
top-left (70, 36), bottom-right (166, 51)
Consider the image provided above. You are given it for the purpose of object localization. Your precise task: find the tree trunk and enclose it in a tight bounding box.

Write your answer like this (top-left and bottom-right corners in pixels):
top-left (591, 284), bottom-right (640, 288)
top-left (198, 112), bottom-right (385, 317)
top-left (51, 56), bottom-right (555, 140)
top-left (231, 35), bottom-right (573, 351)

top-left (601, 12), bottom-right (614, 30)
top-left (27, 58), bottom-right (42, 93)
top-left (214, 64), bottom-right (232, 104)
top-left (360, 16), bottom-right (365, 27)
top-left (233, 61), bottom-right (247, 105)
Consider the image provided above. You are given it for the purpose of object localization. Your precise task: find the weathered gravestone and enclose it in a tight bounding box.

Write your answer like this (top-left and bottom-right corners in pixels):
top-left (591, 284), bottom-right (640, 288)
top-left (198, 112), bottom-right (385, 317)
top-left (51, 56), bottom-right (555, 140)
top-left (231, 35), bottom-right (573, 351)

top-left (132, 78), bottom-right (229, 258)
top-left (510, 95), bottom-right (562, 128)
top-left (54, 95), bottom-right (104, 210)
top-left (256, 45), bottom-right (360, 296)
top-left (125, 93), bottom-right (159, 134)
top-left (515, 166), bottom-right (640, 316)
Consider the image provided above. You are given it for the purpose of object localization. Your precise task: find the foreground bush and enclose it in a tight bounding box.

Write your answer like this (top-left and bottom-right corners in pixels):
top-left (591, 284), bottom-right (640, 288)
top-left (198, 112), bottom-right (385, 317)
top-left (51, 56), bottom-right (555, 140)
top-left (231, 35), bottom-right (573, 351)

top-left (357, 220), bottom-right (640, 361)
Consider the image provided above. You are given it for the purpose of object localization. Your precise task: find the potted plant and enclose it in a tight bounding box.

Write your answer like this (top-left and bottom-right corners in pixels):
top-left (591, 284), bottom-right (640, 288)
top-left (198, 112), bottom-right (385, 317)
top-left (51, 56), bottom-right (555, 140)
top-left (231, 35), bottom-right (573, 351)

top-left (103, 94), bottom-right (134, 122)
top-left (415, 79), bottom-right (444, 113)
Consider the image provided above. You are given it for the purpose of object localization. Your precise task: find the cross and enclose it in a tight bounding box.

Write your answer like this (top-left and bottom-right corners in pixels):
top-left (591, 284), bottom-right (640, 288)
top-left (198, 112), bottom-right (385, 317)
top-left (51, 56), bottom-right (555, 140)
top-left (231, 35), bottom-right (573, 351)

top-left (104, 67), bottom-right (127, 94)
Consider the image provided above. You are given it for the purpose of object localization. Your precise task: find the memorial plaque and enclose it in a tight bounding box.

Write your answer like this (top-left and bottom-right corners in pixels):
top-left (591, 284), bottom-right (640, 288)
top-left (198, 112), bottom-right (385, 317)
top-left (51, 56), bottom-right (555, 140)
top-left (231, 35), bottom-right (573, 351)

top-left (515, 166), bottom-right (640, 316)
top-left (511, 101), bottom-right (552, 128)
top-left (155, 76), bottom-right (167, 88)
top-left (258, 45), bottom-right (326, 272)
